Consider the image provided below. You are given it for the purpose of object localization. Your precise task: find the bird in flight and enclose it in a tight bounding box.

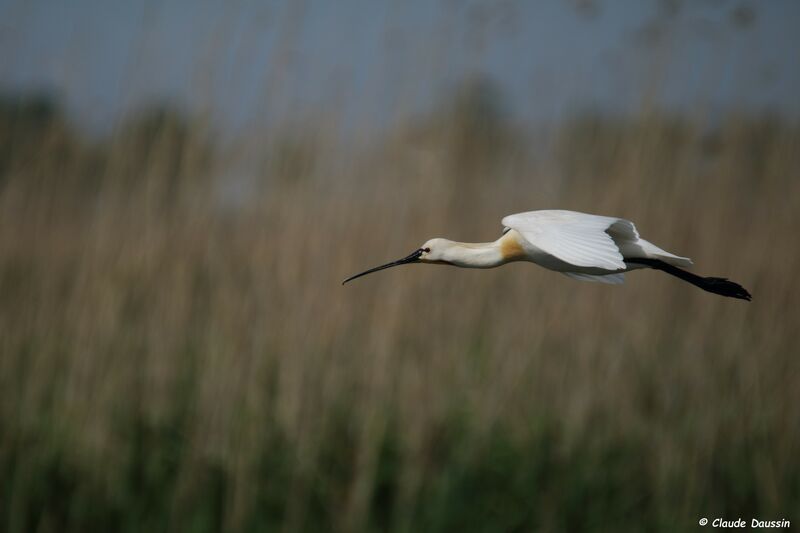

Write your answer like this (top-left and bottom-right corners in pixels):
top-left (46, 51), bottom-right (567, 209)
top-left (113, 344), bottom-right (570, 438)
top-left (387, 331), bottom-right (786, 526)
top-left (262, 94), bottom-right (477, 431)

top-left (342, 209), bottom-right (751, 301)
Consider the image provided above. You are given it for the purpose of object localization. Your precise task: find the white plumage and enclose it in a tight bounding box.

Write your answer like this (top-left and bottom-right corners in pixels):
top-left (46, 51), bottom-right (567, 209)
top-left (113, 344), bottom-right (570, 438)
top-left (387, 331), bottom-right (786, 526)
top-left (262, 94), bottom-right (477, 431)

top-left (343, 209), bottom-right (750, 301)
top-left (501, 210), bottom-right (692, 283)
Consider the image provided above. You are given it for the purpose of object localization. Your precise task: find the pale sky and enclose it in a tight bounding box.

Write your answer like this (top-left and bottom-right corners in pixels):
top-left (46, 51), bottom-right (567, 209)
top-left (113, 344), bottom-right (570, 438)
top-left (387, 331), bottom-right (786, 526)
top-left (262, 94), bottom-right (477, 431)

top-left (1, 0), bottom-right (798, 135)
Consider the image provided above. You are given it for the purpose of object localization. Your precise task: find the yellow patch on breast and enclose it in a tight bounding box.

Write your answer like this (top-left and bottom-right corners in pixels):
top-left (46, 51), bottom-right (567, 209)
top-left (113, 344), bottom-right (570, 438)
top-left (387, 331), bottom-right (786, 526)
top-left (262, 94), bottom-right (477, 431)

top-left (499, 232), bottom-right (525, 260)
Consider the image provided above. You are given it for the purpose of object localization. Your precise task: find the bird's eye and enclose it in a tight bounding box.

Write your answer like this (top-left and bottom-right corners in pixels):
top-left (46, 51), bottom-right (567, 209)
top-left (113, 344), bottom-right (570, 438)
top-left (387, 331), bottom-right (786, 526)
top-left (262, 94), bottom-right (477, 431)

top-left (423, 247), bottom-right (431, 253)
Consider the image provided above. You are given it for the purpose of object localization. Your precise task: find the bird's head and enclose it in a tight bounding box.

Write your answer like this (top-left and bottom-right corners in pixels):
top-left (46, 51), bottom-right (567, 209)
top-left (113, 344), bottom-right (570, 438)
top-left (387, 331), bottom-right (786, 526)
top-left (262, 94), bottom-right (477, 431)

top-left (342, 238), bottom-right (454, 284)
top-left (418, 238), bottom-right (454, 263)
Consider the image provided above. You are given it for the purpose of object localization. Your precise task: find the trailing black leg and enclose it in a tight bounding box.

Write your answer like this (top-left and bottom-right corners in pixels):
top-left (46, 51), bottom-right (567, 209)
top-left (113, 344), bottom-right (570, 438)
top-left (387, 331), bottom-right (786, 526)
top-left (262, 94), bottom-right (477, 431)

top-left (625, 258), bottom-right (752, 301)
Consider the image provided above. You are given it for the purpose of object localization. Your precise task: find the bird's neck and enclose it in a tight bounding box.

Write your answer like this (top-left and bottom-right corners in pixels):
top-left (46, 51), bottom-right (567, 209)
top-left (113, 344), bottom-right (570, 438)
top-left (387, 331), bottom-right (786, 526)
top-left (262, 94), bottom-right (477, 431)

top-left (442, 240), bottom-right (507, 268)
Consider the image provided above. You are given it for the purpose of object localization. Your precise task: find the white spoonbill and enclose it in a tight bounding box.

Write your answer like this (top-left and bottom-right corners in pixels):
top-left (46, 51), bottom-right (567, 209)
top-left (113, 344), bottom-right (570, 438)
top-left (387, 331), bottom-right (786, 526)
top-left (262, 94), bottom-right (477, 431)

top-left (343, 209), bottom-right (751, 301)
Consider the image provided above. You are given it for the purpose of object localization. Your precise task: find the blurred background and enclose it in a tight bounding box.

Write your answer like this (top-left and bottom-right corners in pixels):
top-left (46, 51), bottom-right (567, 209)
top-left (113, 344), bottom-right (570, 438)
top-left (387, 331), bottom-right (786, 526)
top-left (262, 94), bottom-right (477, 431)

top-left (1, 0), bottom-right (799, 531)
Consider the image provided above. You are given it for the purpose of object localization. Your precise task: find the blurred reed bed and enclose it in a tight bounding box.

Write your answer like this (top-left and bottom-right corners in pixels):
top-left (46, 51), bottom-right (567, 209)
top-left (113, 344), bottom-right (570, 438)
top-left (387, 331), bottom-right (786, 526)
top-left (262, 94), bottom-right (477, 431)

top-left (0, 89), bottom-right (799, 533)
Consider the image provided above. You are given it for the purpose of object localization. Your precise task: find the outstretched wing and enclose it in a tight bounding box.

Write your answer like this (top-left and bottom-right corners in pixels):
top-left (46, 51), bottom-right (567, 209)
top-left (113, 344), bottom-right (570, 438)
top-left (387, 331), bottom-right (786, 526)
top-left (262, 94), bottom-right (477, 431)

top-left (502, 210), bottom-right (637, 271)
top-left (562, 272), bottom-right (626, 284)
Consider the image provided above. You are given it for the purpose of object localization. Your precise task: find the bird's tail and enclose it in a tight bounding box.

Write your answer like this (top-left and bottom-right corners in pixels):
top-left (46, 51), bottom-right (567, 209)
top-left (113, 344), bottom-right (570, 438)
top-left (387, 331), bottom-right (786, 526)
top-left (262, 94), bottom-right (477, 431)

top-left (635, 238), bottom-right (693, 268)
top-left (625, 258), bottom-right (752, 301)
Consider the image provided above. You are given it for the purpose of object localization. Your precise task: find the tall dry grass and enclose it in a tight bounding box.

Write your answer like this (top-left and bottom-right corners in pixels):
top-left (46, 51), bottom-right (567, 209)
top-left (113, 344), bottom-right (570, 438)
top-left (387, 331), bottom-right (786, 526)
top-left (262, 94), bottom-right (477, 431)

top-left (0, 88), bottom-right (799, 532)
